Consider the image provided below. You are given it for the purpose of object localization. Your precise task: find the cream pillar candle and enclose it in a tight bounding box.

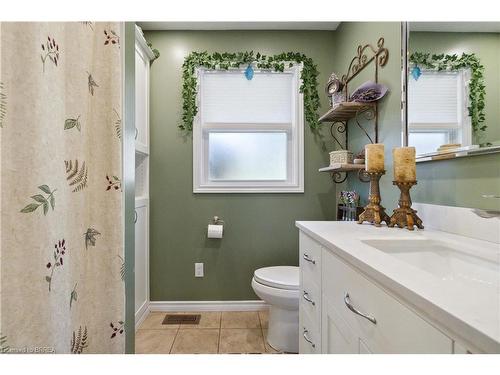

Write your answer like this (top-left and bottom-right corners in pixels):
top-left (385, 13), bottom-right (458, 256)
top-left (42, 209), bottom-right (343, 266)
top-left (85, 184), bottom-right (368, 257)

top-left (365, 143), bottom-right (385, 172)
top-left (393, 147), bottom-right (416, 181)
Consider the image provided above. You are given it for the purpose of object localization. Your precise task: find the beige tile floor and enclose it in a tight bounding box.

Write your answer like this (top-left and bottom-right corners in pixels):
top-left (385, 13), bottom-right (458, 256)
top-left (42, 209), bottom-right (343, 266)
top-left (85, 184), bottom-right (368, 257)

top-left (135, 310), bottom-right (282, 354)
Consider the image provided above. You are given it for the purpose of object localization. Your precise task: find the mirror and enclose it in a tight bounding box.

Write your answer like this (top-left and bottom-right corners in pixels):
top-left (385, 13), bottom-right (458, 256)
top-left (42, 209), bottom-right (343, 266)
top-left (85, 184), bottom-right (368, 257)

top-left (402, 22), bottom-right (500, 161)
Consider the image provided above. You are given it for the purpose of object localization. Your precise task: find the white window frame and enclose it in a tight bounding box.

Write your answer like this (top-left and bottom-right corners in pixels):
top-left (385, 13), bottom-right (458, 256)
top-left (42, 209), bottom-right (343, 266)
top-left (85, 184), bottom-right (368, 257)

top-left (408, 68), bottom-right (473, 150)
top-left (193, 64), bottom-right (304, 193)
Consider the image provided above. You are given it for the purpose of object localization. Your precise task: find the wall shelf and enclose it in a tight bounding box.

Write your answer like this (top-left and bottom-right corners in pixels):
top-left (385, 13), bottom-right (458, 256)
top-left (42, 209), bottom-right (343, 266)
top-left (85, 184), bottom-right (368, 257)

top-left (319, 102), bottom-right (375, 123)
top-left (135, 145), bottom-right (149, 156)
top-left (320, 37), bottom-right (388, 184)
top-left (321, 37), bottom-right (388, 151)
top-left (319, 163), bottom-right (365, 183)
top-left (319, 163), bottom-right (365, 173)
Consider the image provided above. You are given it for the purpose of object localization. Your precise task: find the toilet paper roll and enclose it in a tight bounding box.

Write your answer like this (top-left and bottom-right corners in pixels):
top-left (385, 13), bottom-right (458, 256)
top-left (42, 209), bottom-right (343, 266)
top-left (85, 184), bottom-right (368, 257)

top-left (207, 224), bottom-right (223, 239)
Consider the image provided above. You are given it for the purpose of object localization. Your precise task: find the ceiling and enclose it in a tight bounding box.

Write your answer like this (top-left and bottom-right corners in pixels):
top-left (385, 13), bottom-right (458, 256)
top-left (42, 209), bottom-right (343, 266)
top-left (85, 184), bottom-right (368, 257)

top-left (410, 22), bottom-right (500, 33)
top-left (137, 22), bottom-right (341, 31)
top-left (138, 21), bottom-right (500, 33)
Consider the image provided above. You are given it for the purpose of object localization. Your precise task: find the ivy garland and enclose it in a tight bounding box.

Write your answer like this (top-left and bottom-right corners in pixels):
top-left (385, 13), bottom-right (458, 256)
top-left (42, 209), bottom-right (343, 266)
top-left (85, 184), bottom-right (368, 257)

top-left (409, 52), bottom-right (486, 133)
top-left (146, 42), bottom-right (160, 63)
top-left (180, 51), bottom-right (320, 131)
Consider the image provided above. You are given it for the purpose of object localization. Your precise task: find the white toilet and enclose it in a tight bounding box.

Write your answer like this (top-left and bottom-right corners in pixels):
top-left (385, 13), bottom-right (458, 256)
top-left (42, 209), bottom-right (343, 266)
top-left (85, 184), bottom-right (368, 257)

top-left (251, 266), bottom-right (299, 353)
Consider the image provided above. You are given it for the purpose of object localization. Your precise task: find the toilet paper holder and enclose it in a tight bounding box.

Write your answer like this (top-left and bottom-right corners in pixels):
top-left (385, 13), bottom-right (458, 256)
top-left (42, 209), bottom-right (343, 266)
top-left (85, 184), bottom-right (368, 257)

top-left (207, 216), bottom-right (224, 239)
top-left (210, 216), bottom-right (225, 225)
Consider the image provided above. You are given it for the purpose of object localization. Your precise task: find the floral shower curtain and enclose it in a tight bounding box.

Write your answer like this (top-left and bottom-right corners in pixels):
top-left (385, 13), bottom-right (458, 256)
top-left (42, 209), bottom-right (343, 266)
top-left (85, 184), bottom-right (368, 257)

top-left (0, 22), bottom-right (124, 354)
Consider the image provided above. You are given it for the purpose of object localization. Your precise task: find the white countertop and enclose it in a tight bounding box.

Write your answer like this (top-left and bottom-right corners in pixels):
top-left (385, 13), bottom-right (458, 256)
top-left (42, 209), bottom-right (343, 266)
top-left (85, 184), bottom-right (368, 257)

top-left (295, 221), bottom-right (500, 353)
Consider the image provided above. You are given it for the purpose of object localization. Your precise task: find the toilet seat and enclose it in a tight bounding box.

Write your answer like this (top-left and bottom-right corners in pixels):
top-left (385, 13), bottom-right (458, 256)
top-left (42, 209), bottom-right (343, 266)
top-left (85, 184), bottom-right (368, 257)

top-left (253, 266), bottom-right (299, 290)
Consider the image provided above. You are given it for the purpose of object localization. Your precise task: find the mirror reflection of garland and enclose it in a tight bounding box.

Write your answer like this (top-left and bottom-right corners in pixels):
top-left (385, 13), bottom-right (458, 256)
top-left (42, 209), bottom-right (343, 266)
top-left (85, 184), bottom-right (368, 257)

top-left (146, 42), bottom-right (160, 63)
top-left (179, 51), bottom-right (320, 131)
top-left (409, 52), bottom-right (486, 134)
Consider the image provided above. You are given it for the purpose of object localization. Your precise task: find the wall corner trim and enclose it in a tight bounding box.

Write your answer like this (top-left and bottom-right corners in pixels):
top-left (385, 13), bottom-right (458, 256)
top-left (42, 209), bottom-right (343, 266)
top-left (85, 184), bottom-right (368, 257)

top-left (135, 300), bottom-right (150, 331)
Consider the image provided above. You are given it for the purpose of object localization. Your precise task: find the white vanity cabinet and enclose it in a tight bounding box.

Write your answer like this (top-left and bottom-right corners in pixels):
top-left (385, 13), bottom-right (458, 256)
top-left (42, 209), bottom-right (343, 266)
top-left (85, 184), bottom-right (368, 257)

top-left (298, 231), bottom-right (454, 354)
top-left (134, 25), bottom-right (154, 328)
top-left (299, 233), bottom-right (322, 353)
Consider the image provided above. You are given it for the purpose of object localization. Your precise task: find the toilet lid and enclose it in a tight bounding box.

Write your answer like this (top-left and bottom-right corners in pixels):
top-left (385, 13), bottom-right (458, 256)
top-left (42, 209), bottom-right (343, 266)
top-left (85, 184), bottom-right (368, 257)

top-left (254, 266), bottom-right (299, 290)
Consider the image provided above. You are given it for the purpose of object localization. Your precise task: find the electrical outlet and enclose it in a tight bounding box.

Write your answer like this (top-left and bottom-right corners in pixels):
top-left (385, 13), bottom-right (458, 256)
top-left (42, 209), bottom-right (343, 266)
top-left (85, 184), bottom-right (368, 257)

top-left (195, 263), bottom-right (204, 277)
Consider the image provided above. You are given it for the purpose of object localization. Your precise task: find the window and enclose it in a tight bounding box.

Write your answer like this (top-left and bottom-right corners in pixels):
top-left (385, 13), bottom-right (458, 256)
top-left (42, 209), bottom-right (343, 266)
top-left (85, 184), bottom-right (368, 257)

top-left (193, 65), bottom-right (304, 193)
top-left (408, 69), bottom-right (472, 155)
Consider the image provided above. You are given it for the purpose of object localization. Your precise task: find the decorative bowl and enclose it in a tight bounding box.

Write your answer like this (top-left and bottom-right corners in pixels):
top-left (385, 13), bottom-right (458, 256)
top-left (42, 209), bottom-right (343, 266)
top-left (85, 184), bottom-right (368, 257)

top-left (350, 81), bottom-right (389, 103)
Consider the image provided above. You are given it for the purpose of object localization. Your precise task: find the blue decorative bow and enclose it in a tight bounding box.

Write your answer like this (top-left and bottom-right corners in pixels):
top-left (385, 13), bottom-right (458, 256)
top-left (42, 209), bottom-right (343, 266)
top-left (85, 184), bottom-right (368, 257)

top-left (411, 66), bottom-right (422, 81)
top-left (245, 64), bottom-right (254, 80)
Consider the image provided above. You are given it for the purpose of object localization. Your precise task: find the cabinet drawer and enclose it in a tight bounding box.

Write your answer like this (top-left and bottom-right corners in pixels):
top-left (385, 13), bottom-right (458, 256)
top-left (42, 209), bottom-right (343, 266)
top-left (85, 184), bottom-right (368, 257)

top-left (299, 232), bottom-right (321, 286)
top-left (300, 269), bottom-right (321, 329)
top-left (322, 249), bottom-right (453, 353)
top-left (299, 308), bottom-right (321, 354)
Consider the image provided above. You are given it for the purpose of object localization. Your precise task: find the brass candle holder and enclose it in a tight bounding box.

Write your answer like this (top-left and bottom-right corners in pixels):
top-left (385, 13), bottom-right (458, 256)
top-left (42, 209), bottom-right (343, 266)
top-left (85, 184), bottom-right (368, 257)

top-left (388, 181), bottom-right (424, 231)
top-left (357, 170), bottom-right (390, 227)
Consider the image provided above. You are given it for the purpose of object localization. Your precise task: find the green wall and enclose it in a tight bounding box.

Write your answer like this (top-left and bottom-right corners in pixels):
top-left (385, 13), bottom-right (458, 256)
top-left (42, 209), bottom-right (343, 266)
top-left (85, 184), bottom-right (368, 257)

top-left (410, 31), bottom-right (500, 146)
top-left (145, 30), bottom-right (337, 301)
top-left (335, 23), bottom-right (500, 211)
top-left (144, 25), bottom-right (500, 303)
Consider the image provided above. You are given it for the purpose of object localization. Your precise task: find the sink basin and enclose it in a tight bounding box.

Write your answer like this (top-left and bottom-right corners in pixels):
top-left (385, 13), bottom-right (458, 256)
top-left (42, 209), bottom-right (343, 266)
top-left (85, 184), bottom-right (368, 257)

top-left (362, 239), bottom-right (500, 290)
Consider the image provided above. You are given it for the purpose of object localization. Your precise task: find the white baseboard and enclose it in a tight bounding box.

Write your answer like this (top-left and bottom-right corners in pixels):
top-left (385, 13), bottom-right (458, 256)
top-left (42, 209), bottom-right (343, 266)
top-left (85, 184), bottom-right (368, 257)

top-left (149, 300), bottom-right (268, 312)
top-left (135, 300), bottom-right (150, 331)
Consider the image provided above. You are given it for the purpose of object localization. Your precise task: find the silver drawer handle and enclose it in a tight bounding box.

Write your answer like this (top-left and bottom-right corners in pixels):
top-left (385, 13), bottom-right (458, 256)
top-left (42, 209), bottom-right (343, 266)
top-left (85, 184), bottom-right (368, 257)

top-left (134, 210), bottom-right (138, 224)
top-left (303, 291), bottom-right (316, 306)
top-left (303, 253), bottom-right (316, 264)
top-left (344, 292), bottom-right (377, 325)
top-left (135, 127), bottom-right (138, 140)
top-left (302, 329), bottom-right (315, 348)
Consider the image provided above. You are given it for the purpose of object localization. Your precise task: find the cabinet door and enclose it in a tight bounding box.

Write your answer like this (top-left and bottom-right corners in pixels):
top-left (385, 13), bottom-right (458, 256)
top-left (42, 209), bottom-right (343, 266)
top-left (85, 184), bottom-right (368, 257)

top-left (134, 201), bottom-right (149, 319)
top-left (322, 249), bottom-right (453, 353)
top-left (322, 296), bottom-right (358, 354)
top-left (135, 43), bottom-right (149, 153)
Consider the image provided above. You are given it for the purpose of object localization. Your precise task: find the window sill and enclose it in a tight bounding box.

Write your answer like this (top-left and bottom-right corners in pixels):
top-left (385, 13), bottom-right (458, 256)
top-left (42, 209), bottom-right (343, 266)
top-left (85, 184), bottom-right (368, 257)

top-left (193, 186), bottom-right (304, 194)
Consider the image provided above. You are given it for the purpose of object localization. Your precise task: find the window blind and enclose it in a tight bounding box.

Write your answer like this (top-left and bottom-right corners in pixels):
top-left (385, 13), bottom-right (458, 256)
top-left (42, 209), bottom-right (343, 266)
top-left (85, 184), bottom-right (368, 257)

top-left (201, 71), bottom-right (293, 124)
top-left (408, 70), bottom-right (462, 128)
